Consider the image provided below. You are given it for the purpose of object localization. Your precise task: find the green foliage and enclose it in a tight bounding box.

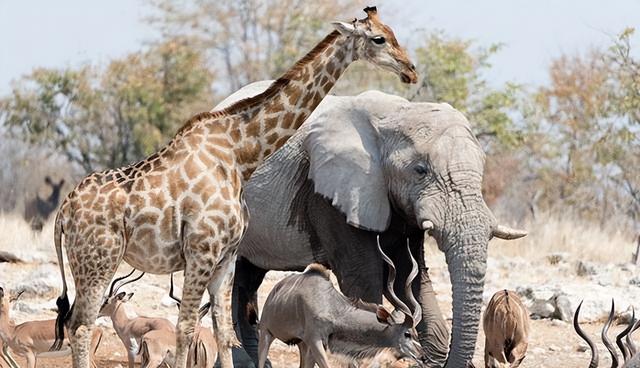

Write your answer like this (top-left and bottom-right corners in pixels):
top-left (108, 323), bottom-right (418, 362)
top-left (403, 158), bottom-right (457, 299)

top-left (1, 39), bottom-right (214, 173)
top-left (412, 32), bottom-right (520, 147)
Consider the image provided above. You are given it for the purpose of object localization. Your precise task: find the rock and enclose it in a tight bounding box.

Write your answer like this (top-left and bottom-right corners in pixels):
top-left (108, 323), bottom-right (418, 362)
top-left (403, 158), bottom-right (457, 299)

top-left (0, 251), bottom-right (23, 263)
top-left (577, 344), bottom-right (589, 352)
top-left (528, 298), bottom-right (556, 319)
top-left (630, 276), bottom-right (640, 286)
top-left (548, 345), bottom-right (561, 352)
top-left (161, 294), bottom-right (179, 308)
top-left (18, 268), bottom-right (60, 298)
top-left (554, 294), bottom-right (574, 322)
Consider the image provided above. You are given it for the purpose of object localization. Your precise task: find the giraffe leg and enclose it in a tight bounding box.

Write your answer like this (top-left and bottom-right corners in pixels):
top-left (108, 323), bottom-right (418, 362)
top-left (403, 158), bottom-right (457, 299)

top-left (208, 251), bottom-right (240, 368)
top-left (174, 258), bottom-right (215, 368)
top-left (66, 231), bottom-right (122, 368)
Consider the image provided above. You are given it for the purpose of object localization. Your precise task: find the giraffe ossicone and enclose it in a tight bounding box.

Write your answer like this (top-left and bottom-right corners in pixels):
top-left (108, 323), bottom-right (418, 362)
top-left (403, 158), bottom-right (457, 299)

top-left (51, 6), bottom-right (417, 368)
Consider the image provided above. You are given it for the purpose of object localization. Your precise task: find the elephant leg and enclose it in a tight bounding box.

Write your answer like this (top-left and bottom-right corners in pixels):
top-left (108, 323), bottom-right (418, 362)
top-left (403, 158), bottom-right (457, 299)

top-left (411, 238), bottom-right (449, 367)
top-left (331, 251), bottom-right (384, 303)
top-left (232, 257), bottom-right (267, 368)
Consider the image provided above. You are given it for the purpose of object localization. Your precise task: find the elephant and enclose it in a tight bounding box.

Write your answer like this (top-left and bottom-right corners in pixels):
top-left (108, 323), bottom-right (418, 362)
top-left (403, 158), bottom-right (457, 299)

top-left (213, 82), bottom-right (527, 368)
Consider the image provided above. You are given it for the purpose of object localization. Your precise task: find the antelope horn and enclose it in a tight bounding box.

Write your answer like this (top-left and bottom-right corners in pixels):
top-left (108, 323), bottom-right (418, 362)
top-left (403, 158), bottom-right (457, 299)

top-left (9, 290), bottom-right (25, 303)
top-left (492, 224), bottom-right (527, 240)
top-left (405, 239), bottom-right (422, 328)
top-left (616, 307), bottom-right (635, 361)
top-left (198, 302), bottom-right (212, 321)
top-left (376, 236), bottom-right (412, 318)
top-left (602, 299), bottom-right (619, 367)
top-left (169, 273), bottom-right (182, 308)
top-left (108, 269), bottom-right (136, 297)
top-left (574, 301), bottom-right (599, 368)
top-left (114, 271), bottom-right (144, 297)
top-left (626, 317), bottom-right (640, 356)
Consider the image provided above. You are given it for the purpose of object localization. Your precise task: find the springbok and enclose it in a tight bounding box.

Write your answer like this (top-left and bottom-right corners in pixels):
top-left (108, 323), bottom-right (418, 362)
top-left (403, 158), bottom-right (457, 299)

top-left (258, 239), bottom-right (424, 368)
top-left (97, 270), bottom-right (176, 368)
top-left (574, 300), bottom-right (640, 368)
top-left (0, 288), bottom-right (101, 368)
top-left (482, 290), bottom-right (530, 368)
top-left (168, 274), bottom-right (218, 368)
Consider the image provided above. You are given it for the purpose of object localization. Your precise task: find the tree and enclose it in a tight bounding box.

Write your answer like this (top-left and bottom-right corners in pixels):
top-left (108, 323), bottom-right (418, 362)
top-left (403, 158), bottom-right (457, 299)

top-left (411, 32), bottom-right (521, 148)
top-left (146, 0), bottom-right (360, 94)
top-left (516, 35), bottom-right (640, 227)
top-left (0, 39), bottom-right (215, 173)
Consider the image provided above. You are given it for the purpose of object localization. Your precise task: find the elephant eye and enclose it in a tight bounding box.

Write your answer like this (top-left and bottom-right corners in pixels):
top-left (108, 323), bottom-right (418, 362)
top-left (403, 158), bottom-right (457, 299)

top-left (371, 36), bottom-right (386, 45)
top-left (414, 163), bottom-right (429, 176)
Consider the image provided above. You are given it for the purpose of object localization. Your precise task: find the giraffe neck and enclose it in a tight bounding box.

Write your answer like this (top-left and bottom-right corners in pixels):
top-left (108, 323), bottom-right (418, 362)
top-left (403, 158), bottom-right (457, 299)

top-left (218, 30), bottom-right (356, 180)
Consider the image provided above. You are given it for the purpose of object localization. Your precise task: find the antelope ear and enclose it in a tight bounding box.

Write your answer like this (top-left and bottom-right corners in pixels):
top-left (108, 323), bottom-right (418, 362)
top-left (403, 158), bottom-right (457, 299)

top-left (376, 306), bottom-right (393, 325)
top-left (331, 21), bottom-right (356, 36)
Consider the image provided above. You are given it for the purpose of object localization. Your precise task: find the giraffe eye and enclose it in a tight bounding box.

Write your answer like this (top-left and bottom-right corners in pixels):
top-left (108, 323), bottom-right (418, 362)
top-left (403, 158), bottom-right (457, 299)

top-left (371, 36), bottom-right (386, 45)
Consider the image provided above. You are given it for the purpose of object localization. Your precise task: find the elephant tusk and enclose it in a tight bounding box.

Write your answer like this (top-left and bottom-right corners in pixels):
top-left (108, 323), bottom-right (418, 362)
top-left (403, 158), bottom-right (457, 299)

top-left (492, 224), bottom-right (527, 240)
top-left (421, 220), bottom-right (434, 231)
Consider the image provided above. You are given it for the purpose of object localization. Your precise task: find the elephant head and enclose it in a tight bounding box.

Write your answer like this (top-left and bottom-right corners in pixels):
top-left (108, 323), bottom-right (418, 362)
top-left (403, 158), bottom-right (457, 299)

top-left (302, 90), bottom-right (526, 366)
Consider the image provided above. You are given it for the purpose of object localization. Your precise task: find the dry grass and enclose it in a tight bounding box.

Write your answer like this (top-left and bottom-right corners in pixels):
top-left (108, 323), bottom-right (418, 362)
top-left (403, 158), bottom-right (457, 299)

top-left (0, 212), bottom-right (54, 258)
top-left (489, 211), bottom-right (637, 263)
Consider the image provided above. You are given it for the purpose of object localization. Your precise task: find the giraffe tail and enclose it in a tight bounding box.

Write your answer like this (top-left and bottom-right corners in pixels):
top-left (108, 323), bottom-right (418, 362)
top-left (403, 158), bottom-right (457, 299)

top-left (51, 209), bottom-right (71, 351)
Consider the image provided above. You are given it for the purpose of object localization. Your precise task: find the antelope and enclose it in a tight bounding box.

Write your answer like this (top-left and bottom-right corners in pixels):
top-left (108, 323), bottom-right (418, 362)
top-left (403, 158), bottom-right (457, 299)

top-left (97, 270), bottom-right (176, 368)
top-left (482, 290), bottom-right (530, 368)
top-left (258, 238), bottom-right (424, 368)
top-left (168, 274), bottom-right (218, 368)
top-left (24, 176), bottom-right (65, 231)
top-left (574, 300), bottom-right (640, 368)
top-left (0, 287), bottom-right (102, 368)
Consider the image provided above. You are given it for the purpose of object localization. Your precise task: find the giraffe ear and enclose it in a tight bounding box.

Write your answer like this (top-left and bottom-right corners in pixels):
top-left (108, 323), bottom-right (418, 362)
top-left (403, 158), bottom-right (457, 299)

top-left (303, 106), bottom-right (391, 232)
top-left (331, 21), bottom-right (356, 36)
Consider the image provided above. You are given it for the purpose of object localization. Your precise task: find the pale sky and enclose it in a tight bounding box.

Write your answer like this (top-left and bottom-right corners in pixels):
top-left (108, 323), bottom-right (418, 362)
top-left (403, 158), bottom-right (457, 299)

top-left (1, 0), bottom-right (639, 95)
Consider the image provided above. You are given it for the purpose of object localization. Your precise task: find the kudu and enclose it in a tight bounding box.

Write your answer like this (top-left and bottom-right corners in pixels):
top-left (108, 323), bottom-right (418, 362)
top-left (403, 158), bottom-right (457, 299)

top-left (96, 270), bottom-right (177, 368)
top-left (574, 300), bottom-right (640, 368)
top-left (24, 176), bottom-right (65, 231)
top-left (258, 238), bottom-right (424, 368)
top-left (0, 287), bottom-right (101, 368)
top-left (482, 290), bottom-right (530, 368)
top-left (168, 273), bottom-right (218, 368)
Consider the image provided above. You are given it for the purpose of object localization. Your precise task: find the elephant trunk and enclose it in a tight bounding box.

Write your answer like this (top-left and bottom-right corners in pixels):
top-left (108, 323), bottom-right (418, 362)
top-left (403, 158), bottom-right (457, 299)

top-left (443, 232), bottom-right (487, 367)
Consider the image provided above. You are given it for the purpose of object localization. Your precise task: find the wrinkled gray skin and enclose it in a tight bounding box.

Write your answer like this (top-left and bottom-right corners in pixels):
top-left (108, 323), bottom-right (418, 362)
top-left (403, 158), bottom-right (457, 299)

top-left (214, 82), bottom-right (527, 368)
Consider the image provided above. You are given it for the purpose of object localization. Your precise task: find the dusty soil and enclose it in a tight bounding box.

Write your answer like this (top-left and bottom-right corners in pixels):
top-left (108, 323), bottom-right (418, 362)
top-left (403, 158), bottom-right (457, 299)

top-left (0, 218), bottom-right (638, 368)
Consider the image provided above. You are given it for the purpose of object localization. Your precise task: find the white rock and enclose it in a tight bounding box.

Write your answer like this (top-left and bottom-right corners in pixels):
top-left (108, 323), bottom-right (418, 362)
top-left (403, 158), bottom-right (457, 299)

top-left (161, 294), bottom-right (179, 308)
top-left (554, 294), bottom-right (573, 322)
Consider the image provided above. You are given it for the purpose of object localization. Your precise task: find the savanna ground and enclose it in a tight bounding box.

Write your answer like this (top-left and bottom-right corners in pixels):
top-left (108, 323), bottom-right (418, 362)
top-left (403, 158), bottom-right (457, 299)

top-left (0, 212), bottom-right (638, 368)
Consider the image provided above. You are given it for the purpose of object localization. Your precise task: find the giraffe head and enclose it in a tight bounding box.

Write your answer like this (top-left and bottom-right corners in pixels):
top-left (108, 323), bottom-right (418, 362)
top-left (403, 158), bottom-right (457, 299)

top-left (332, 6), bottom-right (417, 84)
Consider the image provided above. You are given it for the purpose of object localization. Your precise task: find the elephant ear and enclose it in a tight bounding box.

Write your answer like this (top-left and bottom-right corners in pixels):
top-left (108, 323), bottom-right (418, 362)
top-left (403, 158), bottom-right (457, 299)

top-left (303, 108), bottom-right (391, 232)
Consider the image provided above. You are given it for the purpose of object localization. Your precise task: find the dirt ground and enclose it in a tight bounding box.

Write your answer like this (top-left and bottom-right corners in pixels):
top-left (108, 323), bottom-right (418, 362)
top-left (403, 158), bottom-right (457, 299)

top-left (0, 216), bottom-right (638, 368)
top-left (5, 316), bottom-right (627, 368)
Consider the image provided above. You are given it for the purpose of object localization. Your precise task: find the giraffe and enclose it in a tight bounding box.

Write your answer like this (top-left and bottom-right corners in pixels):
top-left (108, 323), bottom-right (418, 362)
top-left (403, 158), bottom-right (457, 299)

top-left (51, 6), bottom-right (417, 368)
